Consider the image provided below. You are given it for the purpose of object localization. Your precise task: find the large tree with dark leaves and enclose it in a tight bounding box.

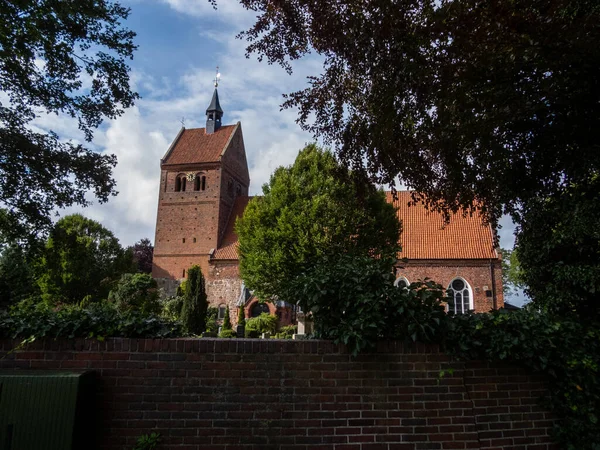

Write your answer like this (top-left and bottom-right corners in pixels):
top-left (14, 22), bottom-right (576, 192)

top-left (0, 0), bottom-right (138, 241)
top-left (130, 238), bottom-right (154, 274)
top-left (238, 0), bottom-right (600, 222)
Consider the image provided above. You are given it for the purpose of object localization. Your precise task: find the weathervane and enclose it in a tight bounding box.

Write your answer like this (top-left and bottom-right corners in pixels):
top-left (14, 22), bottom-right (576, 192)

top-left (213, 66), bottom-right (221, 88)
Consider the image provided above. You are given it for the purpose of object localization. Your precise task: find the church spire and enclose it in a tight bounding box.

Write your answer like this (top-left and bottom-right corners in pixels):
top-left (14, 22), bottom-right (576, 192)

top-left (206, 67), bottom-right (223, 134)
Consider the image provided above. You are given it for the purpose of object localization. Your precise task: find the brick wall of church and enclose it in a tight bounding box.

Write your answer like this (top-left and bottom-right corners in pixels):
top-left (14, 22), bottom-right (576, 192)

top-left (207, 262), bottom-right (244, 326)
top-left (396, 260), bottom-right (504, 312)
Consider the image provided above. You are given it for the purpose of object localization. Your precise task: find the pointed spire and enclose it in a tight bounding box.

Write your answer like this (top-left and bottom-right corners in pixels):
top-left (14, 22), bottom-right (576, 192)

top-left (206, 67), bottom-right (223, 134)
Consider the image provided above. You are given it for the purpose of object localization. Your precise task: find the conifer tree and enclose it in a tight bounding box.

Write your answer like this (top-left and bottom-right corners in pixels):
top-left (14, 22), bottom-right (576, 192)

top-left (237, 306), bottom-right (246, 327)
top-left (222, 306), bottom-right (232, 331)
top-left (181, 266), bottom-right (208, 335)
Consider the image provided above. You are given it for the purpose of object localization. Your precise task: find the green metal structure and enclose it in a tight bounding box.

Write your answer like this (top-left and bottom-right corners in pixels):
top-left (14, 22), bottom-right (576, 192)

top-left (0, 371), bottom-right (95, 450)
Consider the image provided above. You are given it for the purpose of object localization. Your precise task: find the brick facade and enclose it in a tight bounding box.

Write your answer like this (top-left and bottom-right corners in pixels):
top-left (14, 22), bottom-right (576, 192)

top-left (396, 260), bottom-right (504, 312)
top-left (0, 338), bottom-right (557, 450)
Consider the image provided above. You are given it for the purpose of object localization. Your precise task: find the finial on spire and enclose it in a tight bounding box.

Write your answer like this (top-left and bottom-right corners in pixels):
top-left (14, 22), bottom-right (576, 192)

top-left (213, 66), bottom-right (221, 88)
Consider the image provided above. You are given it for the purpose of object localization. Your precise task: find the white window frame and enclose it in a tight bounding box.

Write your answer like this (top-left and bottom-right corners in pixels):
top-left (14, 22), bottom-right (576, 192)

top-left (394, 276), bottom-right (410, 289)
top-left (447, 277), bottom-right (474, 314)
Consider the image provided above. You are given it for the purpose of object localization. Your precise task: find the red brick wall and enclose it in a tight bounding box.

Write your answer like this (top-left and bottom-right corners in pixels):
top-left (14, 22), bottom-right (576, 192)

top-left (396, 260), bottom-right (504, 312)
top-left (0, 339), bottom-right (556, 450)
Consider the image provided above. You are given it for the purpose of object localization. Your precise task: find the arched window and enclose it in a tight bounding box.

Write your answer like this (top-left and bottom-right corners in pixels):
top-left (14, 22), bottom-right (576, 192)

top-left (448, 278), bottom-right (473, 314)
top-left (201, 176), bottom-right (206, 191)
top-left (194, 175), bottom-right (200, 191)
top-left (227, 179), bottom-right (234, 196)
top-left (175, 177), bottom-right (181, 192)
top-left (236, 184), bottom-right (242, 196)
top-left (181, 177), bottom-right (186, 192)
top-left (251, 302), bottom-right (270, 318)
top-left (218, 304), bottom-right (227, 320)
top-left (394, 276), bottom-right (410, 289)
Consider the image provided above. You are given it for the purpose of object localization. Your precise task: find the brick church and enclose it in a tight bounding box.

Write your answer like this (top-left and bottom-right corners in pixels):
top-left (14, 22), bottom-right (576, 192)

top-left (152, 87), bottom-right (504, 326)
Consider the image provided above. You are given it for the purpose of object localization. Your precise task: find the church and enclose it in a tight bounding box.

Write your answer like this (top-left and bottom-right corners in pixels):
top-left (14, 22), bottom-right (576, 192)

top-left (152, 86), bottom-right (504, 326)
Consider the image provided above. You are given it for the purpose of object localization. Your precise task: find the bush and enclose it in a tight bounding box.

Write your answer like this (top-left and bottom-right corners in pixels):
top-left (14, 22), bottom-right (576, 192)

top-left (162, 295), bottom-right (184, 321)
top-left (109, 273), bottom-right (161, 315)
top-left (444, 308), bottom-right (600, 450)
top-left (222, 306), bottom-right (232, 331)
top-left (180, 266), bottom-right (208, 335)
top-left (0, 300), bottom-right (183, 339)
top-left (245, 312), bottom-right (278, 336)
top-left (205, 307), bottom-right (218, 333)
top-left (275, 324), bottom-right (297, 339)
top-left (291, 254), bottom-right (447, 354)
top-left (219, 329), bottom-right (236, 339)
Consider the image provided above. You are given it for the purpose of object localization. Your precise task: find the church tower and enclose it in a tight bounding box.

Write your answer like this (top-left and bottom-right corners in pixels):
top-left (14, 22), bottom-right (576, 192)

top-left (152, 79), bottom-right (250, 283)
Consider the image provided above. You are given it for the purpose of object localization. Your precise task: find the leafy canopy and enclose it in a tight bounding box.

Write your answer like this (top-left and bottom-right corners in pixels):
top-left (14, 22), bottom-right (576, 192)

top-left (236, 144), bottom-right (400, 302)
top-left (129, 238), bottom-right (154, 274)
top-left (514, 175), bottom-right (600, 320)
top-left (0, 0), bottom-right (138, 241)
top-left (238, 0), bottom-right (600, 222)
top-left (36, 213), bottom-right (135, 304)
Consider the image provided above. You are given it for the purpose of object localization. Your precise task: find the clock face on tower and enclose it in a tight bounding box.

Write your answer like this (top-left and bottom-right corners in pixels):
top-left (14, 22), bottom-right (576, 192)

top-left (186, 173), bottom-right (194, 182)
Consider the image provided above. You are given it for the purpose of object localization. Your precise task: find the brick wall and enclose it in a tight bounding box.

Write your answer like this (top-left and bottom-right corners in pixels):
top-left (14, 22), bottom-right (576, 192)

top-left (396, 260), bottom-right (504, 312)
top-left (0, 339), bottom-right (556, 450)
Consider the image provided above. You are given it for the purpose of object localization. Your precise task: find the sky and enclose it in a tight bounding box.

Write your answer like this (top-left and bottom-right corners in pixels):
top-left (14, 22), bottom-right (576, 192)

top-left (33, 0), bottom-right (526, 304)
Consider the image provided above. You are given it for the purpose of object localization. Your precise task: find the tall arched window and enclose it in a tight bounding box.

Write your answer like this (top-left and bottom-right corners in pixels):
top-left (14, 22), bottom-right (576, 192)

top-left (175, 177), bottom-right (181, 192)
top-left (194, 175), bottom-right (200, 191)
top-left (218, 304), bottom-right (227, 320)
top-left (394, 276), bottom-right (410, 289)
top-left (201, 176), bottom-right (206, 191)
top-left (447, 278), bottom-right (473, 314)
top-left (181, 177), bottom-right (187, 192)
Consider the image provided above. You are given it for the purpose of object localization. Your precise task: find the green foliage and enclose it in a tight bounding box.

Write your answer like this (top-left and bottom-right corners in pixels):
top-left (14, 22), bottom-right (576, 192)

top-left (515, 176), bottom-right (600, 320)
top-left (205, 307), bottom-right (218, 334)
top-left (36, 214), bottom-right (135, 304)
top-left (132, 432), bottom-right (161, 450)
top-left (0, 300), bottom-right (183, 340)
top-left (239, 0), bottom-right (600, 224)
top-left (222, 306), bottom-right (232, 331)
top-left (162, 296), bottom-right (184, 322)
top-left (500, 247), bottom-right (526, 299)
top-left (180, 266), bottom-right (208, 335)
top-left (291, 254), bottom-right (447, 354)
top-left (129, 238), bottom-right (154, 274)
top-left (109, 273), bottom-right (160, 315)
top-left (275, 325), bottom-right (297, 339)
top-left (237, 144), bottom-right (400, 302)
top-left (0, 0), bottom-right (138, 242)
top-left (219, 329), bottom-right (236, 339)
top-left (445, 308), bottom-right (600, 449)
top-left (0, 244), bottom-right (38, 308)
top-left (237, 306), bottom-right (246, 327)
top-left (245, 313), bottom-right (278, 336)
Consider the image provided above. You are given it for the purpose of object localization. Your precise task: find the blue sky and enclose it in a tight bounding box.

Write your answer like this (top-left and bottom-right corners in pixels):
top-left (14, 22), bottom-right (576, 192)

top-left (38, 0), bottom-right (526, 304)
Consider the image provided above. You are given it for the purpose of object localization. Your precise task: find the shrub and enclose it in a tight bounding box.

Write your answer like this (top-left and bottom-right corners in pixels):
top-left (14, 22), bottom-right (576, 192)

top-left (222, 306), bottom-right (232, 331)
top-left (180, 266), bottom-right (208, 335)
top-left (245, 312), bottom-right (278, 336)
top-left (0, 300), bottom-right (183, 339)
top-left (109, 273), bottom-right (161, 315)
top-left (205, 307), bottom-right (218, 333)
top-left (237, 306), bottom-right (245, 327)
top-left (275, 324), bottom-right (297, 339)
top-left (219, 329), bottom-right (236, 339)
top-left (162, 295), bottom-right (183, 321)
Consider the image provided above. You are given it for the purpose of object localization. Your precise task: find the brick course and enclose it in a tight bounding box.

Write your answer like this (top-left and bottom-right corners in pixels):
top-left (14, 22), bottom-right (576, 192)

top-left (0, 339), bottom-right (556, 450)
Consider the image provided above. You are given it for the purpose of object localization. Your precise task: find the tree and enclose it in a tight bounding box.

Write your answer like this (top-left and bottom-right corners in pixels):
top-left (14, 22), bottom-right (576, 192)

top-left (0, 244), bottom-right (38, 308)
top-left (0, 1), bottom-right (138, 241)
top-left (237, 306), bottom-right (246, 327)
top-left (180, 265), bottom-right (208, 335)
top-left (37, 214), bottom-right (135, 304)
top-left (499, 248), bottom-right (525, 299)
top-left (108, 273), bottom-right (160, 315)
top-left (515, 175), bottom-right (600, 320)
top-left (238, 0), bottom-right (600, 223)
top-left (222, 306), bottom-right (232, 331)
top-left (130, 238), bottom-right (154, 274)
top-left (236, 144), bottom-right (400, 302)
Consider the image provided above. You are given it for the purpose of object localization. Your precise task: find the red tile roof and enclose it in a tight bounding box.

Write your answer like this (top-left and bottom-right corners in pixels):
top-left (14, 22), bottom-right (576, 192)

top-left (162, 125), bottom-right (237, 166)
top-left (212, 196), bottom-right (252, 260)
top-left (388, 191), bottom-right (497, 260)
top-left (211, 191), bottom-right (498, 262)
